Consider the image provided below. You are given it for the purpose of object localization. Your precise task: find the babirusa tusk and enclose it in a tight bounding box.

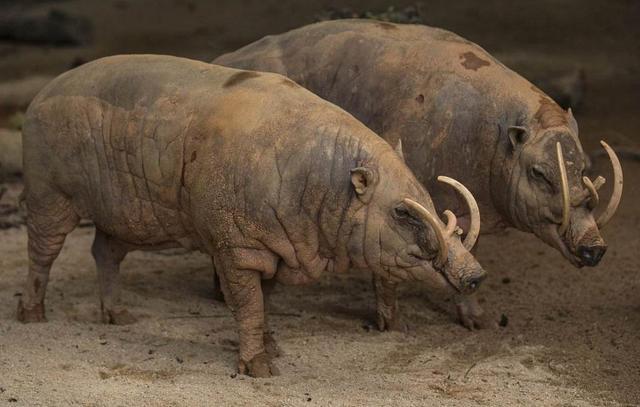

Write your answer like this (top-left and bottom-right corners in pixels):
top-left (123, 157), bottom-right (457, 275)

top-left (592, 175), bottom-right (605, 190)
top-left (596, 140), bottom-right (623, 228)
top-left (442, 209), bottom-right (457, 237)
top-left (582, 176), bottom-right (599, 210)
top-left (403, 198), bottom-right (448, 266)
top-left (437, 176), bottom-right (481, 250)
top-left (556, 142), bottom-right (570, 235)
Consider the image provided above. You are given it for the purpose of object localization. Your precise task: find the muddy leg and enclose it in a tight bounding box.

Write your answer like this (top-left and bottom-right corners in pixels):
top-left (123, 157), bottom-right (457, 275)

top-left (216, 260), bottom-right (276, 378)
top-left (261, 278), bottom-right (281, 357)
top-left (91, 229), bottom-right (136, 325)
top-left (456, 293), bottom-right (494, 330)
top-left (373, 275), bottom-right (401, 331)
top-left (17, 193), bottom-right (79, 323)
top-left (211, 259), bottom-right (225, 302)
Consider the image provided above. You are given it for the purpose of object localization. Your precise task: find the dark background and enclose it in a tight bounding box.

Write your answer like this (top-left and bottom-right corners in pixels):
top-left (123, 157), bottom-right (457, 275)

top-left (1, 1), bottom-right (639, 149)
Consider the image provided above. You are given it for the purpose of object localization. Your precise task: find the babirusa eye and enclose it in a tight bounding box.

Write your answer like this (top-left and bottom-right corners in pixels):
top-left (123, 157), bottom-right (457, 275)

top-left (530, 165), bottom-right (545, 180)
top-left (393, 205), bottom-right (409, 218)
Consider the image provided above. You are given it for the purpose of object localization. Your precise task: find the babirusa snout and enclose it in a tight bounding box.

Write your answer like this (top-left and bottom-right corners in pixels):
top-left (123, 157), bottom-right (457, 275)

top-left (450, 249), bottom-right (487, 294)
top-left (463, 271), bottom-right (487, 293)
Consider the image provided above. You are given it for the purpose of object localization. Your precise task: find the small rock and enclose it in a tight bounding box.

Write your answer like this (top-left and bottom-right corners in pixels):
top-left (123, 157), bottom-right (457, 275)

top-left (176, 356), bottom-right (184, 364)
top-left (499, 314), bottom-right (509, 327)
top-left (501, 277), bottom-right (511, 284)
top-left (8, 397), bottom-right (17, 403)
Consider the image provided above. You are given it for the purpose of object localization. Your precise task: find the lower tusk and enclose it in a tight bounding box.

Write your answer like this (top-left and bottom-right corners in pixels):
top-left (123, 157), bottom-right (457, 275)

top-left (582, 176), bottom-right (599, 210)
top-left (442, 210), bottom-right (457, 237)
top-left (437, 176), bottom-right (481, 250)
top-left (556, 142), bottom-right (570, 236)
top-left (596, 140), bottom-right (624, 228)
top-left (592, 175), bottom-right (606, 190)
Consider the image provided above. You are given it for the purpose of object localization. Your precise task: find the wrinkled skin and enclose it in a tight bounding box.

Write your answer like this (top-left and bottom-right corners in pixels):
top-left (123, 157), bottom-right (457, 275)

top-left (214, 19), bottom-right (610, 323)
top-left (18, 55), bottom-right (486, 377)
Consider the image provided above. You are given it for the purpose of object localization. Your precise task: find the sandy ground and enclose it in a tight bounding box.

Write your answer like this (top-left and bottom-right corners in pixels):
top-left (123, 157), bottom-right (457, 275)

top-left (0, 0), bottom-right (639, 406)
top-left (1, 161), bottom-right (638, 406)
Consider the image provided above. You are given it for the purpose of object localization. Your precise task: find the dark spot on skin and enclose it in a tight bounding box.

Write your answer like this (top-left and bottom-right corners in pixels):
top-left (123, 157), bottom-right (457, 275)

top-left (190, 151), bottom-right (197, 162)
top-left (459, 51), bottom-right (491, 71)
top-left (376, 21), bottom-right (398, 30)
top-left (223, 71), bottom-right (261, 88)
top-left (534, 96), bottom-right (568, 129)
top-left (33, 279), bottom-right (40, 293)
top-left (415, 94), bottom-right (424, 104)
top-left (281, 78), bottom-right (299, 88)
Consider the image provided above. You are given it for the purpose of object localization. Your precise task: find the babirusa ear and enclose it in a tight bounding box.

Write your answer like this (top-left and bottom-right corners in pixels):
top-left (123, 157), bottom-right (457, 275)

top-left (566, 107), bottom-right (579, 134)
top-left (350, 167), bottom-right (377, 203)
top-left (394, 139), bottom-right (405, 161)
top-left (507, 125), bottom-right (529, 149)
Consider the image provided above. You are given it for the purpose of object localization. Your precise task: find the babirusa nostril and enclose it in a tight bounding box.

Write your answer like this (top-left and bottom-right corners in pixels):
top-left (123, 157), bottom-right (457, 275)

top-left (577, 245), bottom-right (607, 266)
top-left (465, 274), bottom-right (486, 291)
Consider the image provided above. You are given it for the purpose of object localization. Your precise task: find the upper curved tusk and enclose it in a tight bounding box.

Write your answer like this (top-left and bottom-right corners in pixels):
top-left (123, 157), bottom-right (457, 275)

top-left (592, 175), bottom-right (606, 190)
top-left (442, 209), bottom-right (458, 237)
top-left (403, 198), bottom-right (448, 266)
top-left (556, 142), bottom-right (570, 236)
top-left (596, 140), bottom-right (624, 228)
top-left (437, 176), bottom-right (481, 250)
top-left (582, 176), bottom-right (599, 210)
